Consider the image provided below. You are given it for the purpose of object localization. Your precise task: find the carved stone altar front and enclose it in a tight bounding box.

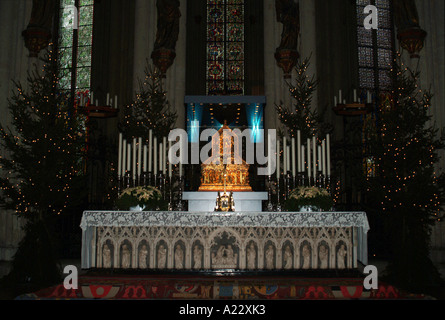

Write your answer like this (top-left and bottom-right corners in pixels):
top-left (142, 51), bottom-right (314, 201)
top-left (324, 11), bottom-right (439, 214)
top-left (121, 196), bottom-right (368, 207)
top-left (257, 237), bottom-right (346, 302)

top-left (81, 211), bottom-right (369, 271)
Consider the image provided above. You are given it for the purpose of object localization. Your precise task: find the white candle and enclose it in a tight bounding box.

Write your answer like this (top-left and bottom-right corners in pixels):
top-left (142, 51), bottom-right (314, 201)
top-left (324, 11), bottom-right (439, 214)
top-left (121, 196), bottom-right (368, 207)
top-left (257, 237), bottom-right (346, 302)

top-left (322, 140), bottom-right (326, 176)
top-left (291, 137), bottom-right (296, 177)
top-left (179, 162), bottom-right (183, 177)
top-left (301, 145), bottom-right (305, 174)
top-left (148, 130), bottom-right (153, 172)
top-left (297, 131), bottom-right (301, 172)
top-left (122, 140), bottom-right (127, 177)
top-left (115, 95), bottom-right (118, 109)
top-left (133, 138), bottom-right (137, 180)
top-left (339, 90), bottom-right (342, 103)
top-left (91, 92), bottom-right (94, 105)
top-left (327, 134), bottom-right (331, 177)
top-left (163, 137), bottom-right (167, 175)
top-left (286, 146), bottom-right (291, 174)
top-left (168, 140), bottom-right (172, 178)
top-left (334, 96), bottom-right (337, 106)
top-left (318, 145), bottom-right (322, 173)
top-left (307, 139), bottom-right (311, 178)
top-left (159, 142), bottom-right (163, 174)
top-left (96, 99), bottom-right (99, 106)
top-left (138, 137), bottom-right (142, 177)
top-left (276, 139), bottom-right (280, 178)
top-left (283, 137), bottom-right (287, 174)
top-left (312, 137), bottom-right (317, 178)
top-left (153, 137), bottom-right (157, 174)
top-left (106, 93), bottom-right (110, 106)
top-left (354, 89), bottom-right (357, 103)
top-left (118, 133), bottom-right (123, 178)
top-left (143, 145), bottom-right (147, 172)
top-left (127, 143), bottom-right (131, 173)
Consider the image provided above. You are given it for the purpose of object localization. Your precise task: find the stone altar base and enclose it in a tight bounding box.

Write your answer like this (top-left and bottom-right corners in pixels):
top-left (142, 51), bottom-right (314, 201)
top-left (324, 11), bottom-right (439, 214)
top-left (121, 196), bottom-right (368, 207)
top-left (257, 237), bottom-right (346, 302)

top-left (80, 211), bottom-right (369, 271)
top-left (183, 192), bottom-right (268, 212)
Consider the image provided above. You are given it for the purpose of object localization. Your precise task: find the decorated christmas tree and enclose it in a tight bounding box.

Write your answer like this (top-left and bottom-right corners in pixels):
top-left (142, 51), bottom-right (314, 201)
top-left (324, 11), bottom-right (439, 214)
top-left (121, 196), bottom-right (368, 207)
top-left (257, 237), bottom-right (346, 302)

top-left (275, 56), bottom-right (323, 141)
top-left (0, 48), bottom-right (87, 289)
top-left (366, 56), bottom-right (445, 291)
top-left (120, 61), bottom-right (177, 141)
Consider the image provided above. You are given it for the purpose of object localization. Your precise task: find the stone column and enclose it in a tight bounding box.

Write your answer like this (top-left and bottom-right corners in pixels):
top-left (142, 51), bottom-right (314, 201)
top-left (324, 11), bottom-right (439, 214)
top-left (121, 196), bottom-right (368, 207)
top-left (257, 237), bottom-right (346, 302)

top-left (132, 0), bottom-right (156, 94)
top-left (0, 0), bottom-right (33, 271)
top-left (165, 0), bottom-right (187, 130)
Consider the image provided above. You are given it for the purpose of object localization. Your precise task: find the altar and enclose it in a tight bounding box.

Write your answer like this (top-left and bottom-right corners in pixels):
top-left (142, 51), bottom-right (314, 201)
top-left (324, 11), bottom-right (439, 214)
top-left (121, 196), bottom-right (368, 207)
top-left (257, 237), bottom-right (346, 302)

top-left (80, 211), bottom-right (369, 271)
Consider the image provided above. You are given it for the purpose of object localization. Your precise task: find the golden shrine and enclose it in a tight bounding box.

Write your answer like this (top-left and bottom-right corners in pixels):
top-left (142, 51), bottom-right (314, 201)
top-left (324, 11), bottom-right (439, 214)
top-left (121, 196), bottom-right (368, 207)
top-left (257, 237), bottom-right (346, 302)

top-left (199, 123), bottom-right (252, 192)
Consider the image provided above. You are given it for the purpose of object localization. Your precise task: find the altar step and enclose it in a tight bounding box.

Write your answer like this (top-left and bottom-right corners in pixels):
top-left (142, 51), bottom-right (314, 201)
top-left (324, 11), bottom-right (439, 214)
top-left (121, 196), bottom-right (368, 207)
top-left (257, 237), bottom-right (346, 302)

top-left (16, 271), bottom-right (430, 300)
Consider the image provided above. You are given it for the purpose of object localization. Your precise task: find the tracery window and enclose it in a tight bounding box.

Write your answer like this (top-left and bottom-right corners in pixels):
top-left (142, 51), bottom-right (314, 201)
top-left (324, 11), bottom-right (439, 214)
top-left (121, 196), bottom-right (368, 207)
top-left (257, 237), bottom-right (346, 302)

top-left (206, 0), bottom-right (245, 95)
top-left (356, 0), bottom-right (394, 92)
top-left (58, 0), bottom-right (95, 94)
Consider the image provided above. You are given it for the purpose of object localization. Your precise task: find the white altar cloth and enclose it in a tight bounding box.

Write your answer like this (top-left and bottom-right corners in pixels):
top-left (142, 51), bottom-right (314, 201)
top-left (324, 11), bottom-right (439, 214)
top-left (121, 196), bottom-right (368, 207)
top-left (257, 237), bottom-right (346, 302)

top-left (81, 211), bottom-right (369, 270)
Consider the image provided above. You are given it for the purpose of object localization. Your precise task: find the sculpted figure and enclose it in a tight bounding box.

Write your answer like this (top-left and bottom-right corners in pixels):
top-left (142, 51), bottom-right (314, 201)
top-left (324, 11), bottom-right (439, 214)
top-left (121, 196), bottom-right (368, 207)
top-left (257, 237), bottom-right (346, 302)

top-left (157, 244), bottom-right (167, 269)
top-left (275, 0), bottom-right (300, 51)
top-left (247, 243), bottom-right (256, 270)
top-left (153, 0), bottom-right (181, 51)
top-left (139, 244), bottom-right (149, 269)
top-left (103, 244), bottom-right (111, 268)
top-left (121, 244), bottom-right (131, 269)
top-left (283, 245), bottom-right (293, 270)
top-left (265, 244), bottom-right (275, 269)
top-left (302, 244), bottom-right (311, 269)
top-left (393, 0), bottom-right (420, 30)
top-left (337, 244), bottom-right (347, 269)
top-left (193, 245), bottom-right (202, 269)
top-left (175, 244), bottom-right (184, 269)
top-left (319, 245), bottom-right (328, 269)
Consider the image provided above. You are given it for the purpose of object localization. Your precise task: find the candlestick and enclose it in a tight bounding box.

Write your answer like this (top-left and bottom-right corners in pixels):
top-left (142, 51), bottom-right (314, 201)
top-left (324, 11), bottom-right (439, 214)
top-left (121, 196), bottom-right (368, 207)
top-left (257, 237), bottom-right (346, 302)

top-left (159, 142), bottom-right (163, 174)
top-left (118, 133), bottom-right (123, 178)
top-left (153, 137), bottom-right (157, 174)
top-left (276, 139), bottom-right (280, 178)
top-left (133, 138), bottom-right (137, 181)
top-left (148, 130), bottom-right (153, 173)
top-left (168, 140), bottom-right (172, 178)
top-left (283, 136), bottom-right (287, 174)
top-left (322, 140), bottom-right (326, 176)
top-left (312, 137), bottom-right (316, 178)
top-left (143, 145), bottom-right (147, 172)
top-left (127, 143), bottom-right (131, 173)
top-left (291, 137), bottom-right (296, 177)
top-left (122, 139), bottom-right (127, 177)
top-left (138, 137), bottom-right (142, 177)
top-left (286, 146), bottom-right (290, 176)
top-left (327, 134), bottom-right (331, 177)
top-left (163, 137), bottom-right (167, 176)
top-left (297, 131), bottom-right (301, 172)
top-left (307, 139), bottom-right (311, 179)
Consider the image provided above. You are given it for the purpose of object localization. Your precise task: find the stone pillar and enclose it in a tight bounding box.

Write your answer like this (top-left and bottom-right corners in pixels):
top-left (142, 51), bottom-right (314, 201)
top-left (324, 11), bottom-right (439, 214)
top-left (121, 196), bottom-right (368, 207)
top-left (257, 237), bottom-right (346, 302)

top-left (0, 0), bottom-right (33, 272)
top-left (415, 0), bottom-right (445, 271)
top-left (133, 0), bottom-right (157, 94)
top-left (165, 0), bottom-right (187, 130)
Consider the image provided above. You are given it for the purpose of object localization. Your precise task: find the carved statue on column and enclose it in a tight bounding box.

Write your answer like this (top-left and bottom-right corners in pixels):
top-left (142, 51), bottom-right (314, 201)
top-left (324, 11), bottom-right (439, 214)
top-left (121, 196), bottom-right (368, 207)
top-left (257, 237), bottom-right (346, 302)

top-left (22, 0), bottom-right (56, 57)
top-left (393, 0), bottom-right (427, 59)
top-left (274, 0), bottom-right (300, 78)
top-left (152, 0), bottom-right (181, 77)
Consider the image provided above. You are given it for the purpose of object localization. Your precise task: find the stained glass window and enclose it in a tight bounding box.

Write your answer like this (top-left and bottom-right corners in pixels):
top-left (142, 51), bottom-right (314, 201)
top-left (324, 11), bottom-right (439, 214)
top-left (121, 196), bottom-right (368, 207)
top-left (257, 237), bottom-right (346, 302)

top-left (356, 0), bottom-right (394, 92)
top-left (206, 0), bottom-right (245, 95)
top-left (58, 0), bottom-right (94, 95)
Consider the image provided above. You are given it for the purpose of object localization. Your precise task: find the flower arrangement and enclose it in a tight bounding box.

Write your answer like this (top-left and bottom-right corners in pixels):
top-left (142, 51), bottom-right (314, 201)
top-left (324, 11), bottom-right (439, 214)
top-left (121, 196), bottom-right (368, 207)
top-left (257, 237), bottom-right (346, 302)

top-left (115, 186), bottom-right (167, 211)
top-left (285, 186), bottom-right (334, 212)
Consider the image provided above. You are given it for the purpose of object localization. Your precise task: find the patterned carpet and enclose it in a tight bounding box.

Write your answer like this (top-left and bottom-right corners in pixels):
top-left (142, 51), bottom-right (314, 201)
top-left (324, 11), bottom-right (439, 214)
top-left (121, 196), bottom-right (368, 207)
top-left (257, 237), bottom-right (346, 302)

top-left (15, 271), bottom-right (431, 300)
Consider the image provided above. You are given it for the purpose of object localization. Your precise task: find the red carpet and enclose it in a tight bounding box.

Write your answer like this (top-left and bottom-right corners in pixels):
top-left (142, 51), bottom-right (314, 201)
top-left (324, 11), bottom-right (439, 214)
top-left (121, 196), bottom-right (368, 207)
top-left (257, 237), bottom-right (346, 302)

top-left (16, 273), bottom-right (430, 300)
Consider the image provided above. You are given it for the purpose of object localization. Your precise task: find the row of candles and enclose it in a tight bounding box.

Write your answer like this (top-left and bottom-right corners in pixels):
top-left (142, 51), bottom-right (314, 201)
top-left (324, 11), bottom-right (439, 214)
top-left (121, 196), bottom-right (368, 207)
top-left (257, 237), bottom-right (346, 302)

top-left (275, 131), bottom-right (331, 180)
top-left (117, 130), bottom-right (182, 182)
top-left (78, 91), bottom-right (119, 108)
top-left (334, 89), bottom-right (373, 105)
